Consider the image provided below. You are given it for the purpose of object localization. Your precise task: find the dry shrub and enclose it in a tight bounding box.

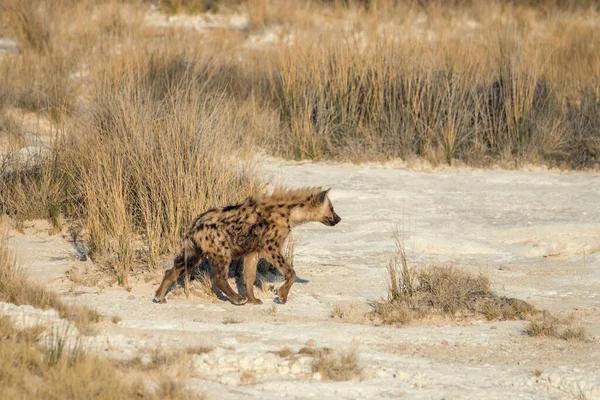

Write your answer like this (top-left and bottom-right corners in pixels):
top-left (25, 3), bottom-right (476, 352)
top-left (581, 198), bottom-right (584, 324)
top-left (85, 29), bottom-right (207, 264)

top-left (377, 235), bottom-right (587, 339)
top-left (312, 348), bottom-right (362, 381)
top-left (0, 235), bottom-right (100, 330)
top-left (527, 312), bottom-right (587, 341)
top-left (417, 265), bottom-right (493, 315)
top-left (373, 300), bottom-right (411, 326)
top-left (374, 236), bottom-right (536, 325)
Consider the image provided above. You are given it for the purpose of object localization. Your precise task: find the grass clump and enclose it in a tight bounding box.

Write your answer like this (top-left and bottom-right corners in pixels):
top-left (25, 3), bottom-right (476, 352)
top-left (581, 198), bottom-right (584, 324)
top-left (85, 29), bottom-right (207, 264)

top-left (222, 316), bottom-right (241, 324)
top-left (331, 303), bottom-right (347, 319)
top-left (374, 236), bottom-right (536, 326)
top-left (312, 348), bottom-right (362, 381)
top-left (526, 312), bottom-right (587, 341)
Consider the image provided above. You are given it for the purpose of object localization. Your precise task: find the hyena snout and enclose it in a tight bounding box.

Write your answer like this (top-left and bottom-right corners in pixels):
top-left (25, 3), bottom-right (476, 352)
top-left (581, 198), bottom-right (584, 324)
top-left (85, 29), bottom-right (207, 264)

top-left (322, 210), bottom-right (341, 226)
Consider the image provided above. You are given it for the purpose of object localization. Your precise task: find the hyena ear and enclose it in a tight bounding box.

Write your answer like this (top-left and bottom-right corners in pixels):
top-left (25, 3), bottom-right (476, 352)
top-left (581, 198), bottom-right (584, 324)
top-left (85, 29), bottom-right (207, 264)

top-left (317, 188), bottom-right (331, 204)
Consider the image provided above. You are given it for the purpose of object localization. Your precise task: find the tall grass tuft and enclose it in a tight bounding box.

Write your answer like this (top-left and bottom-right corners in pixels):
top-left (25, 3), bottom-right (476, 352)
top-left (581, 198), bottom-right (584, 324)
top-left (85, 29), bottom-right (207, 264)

top-left (73, 46), bottom-right (261, 280)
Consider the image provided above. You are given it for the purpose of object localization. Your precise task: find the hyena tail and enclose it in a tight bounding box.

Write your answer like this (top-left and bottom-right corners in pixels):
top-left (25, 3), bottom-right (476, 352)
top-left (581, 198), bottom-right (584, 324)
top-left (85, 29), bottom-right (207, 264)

top-left (153, 238), bottom-right (202, 304)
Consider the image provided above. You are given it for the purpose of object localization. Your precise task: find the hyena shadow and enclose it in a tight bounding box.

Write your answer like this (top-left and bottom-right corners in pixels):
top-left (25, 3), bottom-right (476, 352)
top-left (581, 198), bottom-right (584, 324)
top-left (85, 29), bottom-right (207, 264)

top-left (229, 259), bottom-right (309, 300)
top-left (172, 258), bottom-right (308, 303)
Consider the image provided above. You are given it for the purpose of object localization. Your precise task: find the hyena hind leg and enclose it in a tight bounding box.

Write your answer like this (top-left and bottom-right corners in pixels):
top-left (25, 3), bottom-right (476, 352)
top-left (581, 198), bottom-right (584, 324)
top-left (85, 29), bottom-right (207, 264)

top-left (154, 253), bottom-right (198, 304)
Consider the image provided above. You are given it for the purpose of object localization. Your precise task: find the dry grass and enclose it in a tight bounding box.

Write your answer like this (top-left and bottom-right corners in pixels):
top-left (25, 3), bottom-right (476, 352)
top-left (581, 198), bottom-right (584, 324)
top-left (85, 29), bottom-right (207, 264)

top-left (0, 316), bottom-right (203, 399)
top-left (0, 235), bottom-right (100, 331)
top-left (331, 303), bottom-right (354, 319)
top-left (185, 345), bottom-right (215, 355)
top-left (374, 235), bottom-right (537, 325)
top-left (526, 312), bottom-right (587, 341)
top-left (222, 316), bottom-right (241, 324)
top-left (256, 1), bottom-right (600, 167)
top-left (311, 348), bottom-right (362, 381)
top-left (377, 233), bottom-right (588, 339)
top-left (190, 271), bottom-right (218, 300)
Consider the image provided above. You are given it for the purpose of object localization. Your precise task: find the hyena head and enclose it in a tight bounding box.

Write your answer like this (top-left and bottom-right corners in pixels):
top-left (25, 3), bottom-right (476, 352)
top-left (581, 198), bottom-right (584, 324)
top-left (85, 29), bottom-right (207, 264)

top-left (290, 188), bottom-right (341, 226)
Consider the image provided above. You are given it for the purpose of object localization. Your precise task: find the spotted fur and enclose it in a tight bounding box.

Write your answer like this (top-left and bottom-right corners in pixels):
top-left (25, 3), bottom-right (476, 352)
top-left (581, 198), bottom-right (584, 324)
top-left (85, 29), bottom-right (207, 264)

top-left (154, 187), bottom-right (341, 305)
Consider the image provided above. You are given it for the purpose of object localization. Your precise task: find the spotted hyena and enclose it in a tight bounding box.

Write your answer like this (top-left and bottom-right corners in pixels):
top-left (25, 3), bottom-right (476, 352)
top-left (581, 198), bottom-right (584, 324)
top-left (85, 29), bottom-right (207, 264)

top-left (153, 187), bottom-right (341, 305)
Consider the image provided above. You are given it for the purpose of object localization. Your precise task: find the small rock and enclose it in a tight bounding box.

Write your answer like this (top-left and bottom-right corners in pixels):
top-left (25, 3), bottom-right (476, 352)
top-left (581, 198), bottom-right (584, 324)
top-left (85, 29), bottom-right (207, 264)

top-left (127, 295), bottom-right (135, 300)
top-left (305, 339), bottom-right (317, 348)
top-left (441, 340), bottom-right (449, 345)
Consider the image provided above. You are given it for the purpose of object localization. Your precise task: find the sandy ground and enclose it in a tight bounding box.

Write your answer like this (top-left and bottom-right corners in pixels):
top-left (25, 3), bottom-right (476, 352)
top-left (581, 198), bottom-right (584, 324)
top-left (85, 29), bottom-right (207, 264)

top-left (3, 159), bottom-right (600, 399)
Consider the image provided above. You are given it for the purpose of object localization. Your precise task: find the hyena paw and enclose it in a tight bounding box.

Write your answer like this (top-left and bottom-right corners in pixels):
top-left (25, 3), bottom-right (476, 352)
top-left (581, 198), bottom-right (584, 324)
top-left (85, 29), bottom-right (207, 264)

top-left (248, 298), bottom-right (263, 305)
top-left (152, 297), bottom-right (166, 304)
top-left (231, 296), bottom-right (247, 305)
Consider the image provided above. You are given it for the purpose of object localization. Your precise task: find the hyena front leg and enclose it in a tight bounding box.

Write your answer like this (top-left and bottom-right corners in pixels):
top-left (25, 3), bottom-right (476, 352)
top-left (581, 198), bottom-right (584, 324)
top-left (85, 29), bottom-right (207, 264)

top-left (264, 250), bottom-right (296, 304)
top-left (243, 252), bottom-right (262, 305)
top-left (211, 255), bottom-right (246, 305)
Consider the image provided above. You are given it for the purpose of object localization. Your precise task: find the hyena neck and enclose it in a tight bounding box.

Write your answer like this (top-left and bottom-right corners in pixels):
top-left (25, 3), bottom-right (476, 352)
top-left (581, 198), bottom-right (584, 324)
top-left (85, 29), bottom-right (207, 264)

top-left (289, 202), bottom-right (324, 226)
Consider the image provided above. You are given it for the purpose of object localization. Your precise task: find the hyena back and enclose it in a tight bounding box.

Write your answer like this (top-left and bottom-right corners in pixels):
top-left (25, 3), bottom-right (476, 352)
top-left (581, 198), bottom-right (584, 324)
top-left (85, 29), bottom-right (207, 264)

top-left (154, 187), bottom-right (341, 305)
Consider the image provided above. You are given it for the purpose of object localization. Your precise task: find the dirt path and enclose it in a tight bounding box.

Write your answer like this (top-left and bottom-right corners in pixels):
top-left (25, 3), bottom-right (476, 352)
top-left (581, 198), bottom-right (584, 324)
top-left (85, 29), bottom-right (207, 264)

top-left (4, 160), bottom-right (600, 399)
